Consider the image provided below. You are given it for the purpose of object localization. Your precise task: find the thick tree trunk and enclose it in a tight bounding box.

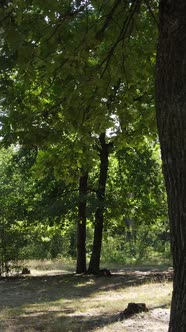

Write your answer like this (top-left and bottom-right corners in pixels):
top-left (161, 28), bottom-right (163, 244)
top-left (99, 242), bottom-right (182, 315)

top-left (88, 133), bottom-right (111, 274)
top-left (156, 1), bottom-right (186, 331)
top-left (76, 172), bottom-right (88, 274)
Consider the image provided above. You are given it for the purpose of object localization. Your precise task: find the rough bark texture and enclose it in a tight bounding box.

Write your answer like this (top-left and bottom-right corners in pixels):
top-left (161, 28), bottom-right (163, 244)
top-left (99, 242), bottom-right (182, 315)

top-left (156, 1), bottom-right (186, 331)
top-left (76, 172), bottom-right (88, 274)
top-left (88, 133), bottom-right (112, 274)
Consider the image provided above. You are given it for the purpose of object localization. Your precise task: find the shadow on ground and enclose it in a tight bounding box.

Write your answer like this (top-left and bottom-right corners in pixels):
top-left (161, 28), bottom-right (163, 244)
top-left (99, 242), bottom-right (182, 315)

top-left (0, 268), bottom-right (172, 332)
top-left (0, 269), bottom-right (173, 307)
top-left (0, 305), bottom-right (171, 332)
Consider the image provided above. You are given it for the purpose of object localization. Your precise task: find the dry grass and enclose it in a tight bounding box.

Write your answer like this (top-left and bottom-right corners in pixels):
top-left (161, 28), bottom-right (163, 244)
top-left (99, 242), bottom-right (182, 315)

top-left (0, 261), bottom-right (172, 332)
top-left (22, 258), bottom-right (75, 275)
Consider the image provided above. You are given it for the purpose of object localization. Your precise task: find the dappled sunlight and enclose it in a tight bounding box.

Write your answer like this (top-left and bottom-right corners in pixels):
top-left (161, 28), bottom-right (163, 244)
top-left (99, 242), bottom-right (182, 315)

top-left (0, 269), bottom-right (172, 331)
top-left (73, 279), bottom-right (96, 288)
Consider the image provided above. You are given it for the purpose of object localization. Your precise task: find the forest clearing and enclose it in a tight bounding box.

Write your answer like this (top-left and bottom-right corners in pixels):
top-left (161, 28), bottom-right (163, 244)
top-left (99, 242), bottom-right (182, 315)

top-left (0, 261), bottom-right (172, 332)
top-left (1, 0), bottom-right (186, 330)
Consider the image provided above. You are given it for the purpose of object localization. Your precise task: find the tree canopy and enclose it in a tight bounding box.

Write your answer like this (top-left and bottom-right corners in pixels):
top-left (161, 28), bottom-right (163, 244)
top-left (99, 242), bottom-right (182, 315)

top-left (0, 0), bottom-right (158, 149)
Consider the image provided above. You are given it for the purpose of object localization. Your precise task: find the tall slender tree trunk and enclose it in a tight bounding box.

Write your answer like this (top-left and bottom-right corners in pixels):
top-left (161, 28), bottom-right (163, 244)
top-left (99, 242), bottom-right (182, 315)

top-left (156, 1), bottom-right (186, 330)
top-left (76, 172), bottom-right (88, 274)
top-left (88, 133), bottom-right (112, 274)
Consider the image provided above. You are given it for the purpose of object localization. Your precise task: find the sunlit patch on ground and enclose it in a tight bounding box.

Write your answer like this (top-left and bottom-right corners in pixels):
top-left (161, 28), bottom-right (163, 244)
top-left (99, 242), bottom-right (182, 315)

top-left (0, 263), bottom-right (172, 331)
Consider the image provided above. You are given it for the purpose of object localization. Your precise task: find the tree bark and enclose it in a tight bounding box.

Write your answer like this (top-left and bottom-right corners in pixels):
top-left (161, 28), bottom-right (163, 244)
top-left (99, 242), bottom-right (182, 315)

top-left (156, 1), bottom-right (186, 330)
top-left (88, 133), bottom-right (112, 274)
top-left (76, 172), bottom-right (88, 274)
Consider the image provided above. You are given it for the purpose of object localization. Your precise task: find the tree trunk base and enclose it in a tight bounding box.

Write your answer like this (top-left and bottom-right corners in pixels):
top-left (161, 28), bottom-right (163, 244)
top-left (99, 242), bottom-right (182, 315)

top-left (87, 268), bottom-right (112, 277)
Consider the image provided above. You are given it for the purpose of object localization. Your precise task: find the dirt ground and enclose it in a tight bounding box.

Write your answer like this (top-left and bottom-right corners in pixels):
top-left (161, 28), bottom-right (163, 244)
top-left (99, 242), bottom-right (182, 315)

top-left (0, 266), bottom-right (173, 332)
top-left (106, 306), bottom-right (170, 332)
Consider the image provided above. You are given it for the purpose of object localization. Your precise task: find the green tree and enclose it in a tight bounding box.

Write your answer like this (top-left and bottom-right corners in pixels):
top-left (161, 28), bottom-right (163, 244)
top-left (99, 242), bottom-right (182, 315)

top-left (0, 0), bottom-right (163, 277)
top-left (0, 148), bottom-right (31, 274)
top-left (102, 140), bottom-right (168, 263)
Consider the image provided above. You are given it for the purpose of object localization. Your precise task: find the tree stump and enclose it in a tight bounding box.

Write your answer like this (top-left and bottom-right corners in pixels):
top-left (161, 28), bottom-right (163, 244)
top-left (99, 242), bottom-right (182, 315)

top-left (120, 302), bottom-right (148, 319)
top-left (22, 267), bottom-right (30, 275)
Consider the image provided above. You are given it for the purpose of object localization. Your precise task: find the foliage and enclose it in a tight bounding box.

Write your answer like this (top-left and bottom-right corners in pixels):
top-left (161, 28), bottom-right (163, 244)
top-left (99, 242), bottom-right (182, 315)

top-left (0, 0), bottom-right (158, 147)
top-left (0, 140), bottom-right (169, 271)
top-left (0, 148), bottom-right (28, 274)
top-left (0, 1), bottom-right (170, 271)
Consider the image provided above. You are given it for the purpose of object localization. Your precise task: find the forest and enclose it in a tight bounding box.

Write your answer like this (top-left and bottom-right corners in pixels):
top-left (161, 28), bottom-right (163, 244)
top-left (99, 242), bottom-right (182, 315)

top-left (0, 0), bottom-right (169, 275)
top-left (0, 1), bottom-right (186, 331)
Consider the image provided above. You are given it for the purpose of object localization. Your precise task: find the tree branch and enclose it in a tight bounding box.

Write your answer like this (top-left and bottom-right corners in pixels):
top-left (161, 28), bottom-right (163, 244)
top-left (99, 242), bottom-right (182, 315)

top-left (144, 0), bottom-right (159, 26)
top-left (100, 0), bottom-right (143, 77)
top-left (96, 0), bottom-right (123, 39)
